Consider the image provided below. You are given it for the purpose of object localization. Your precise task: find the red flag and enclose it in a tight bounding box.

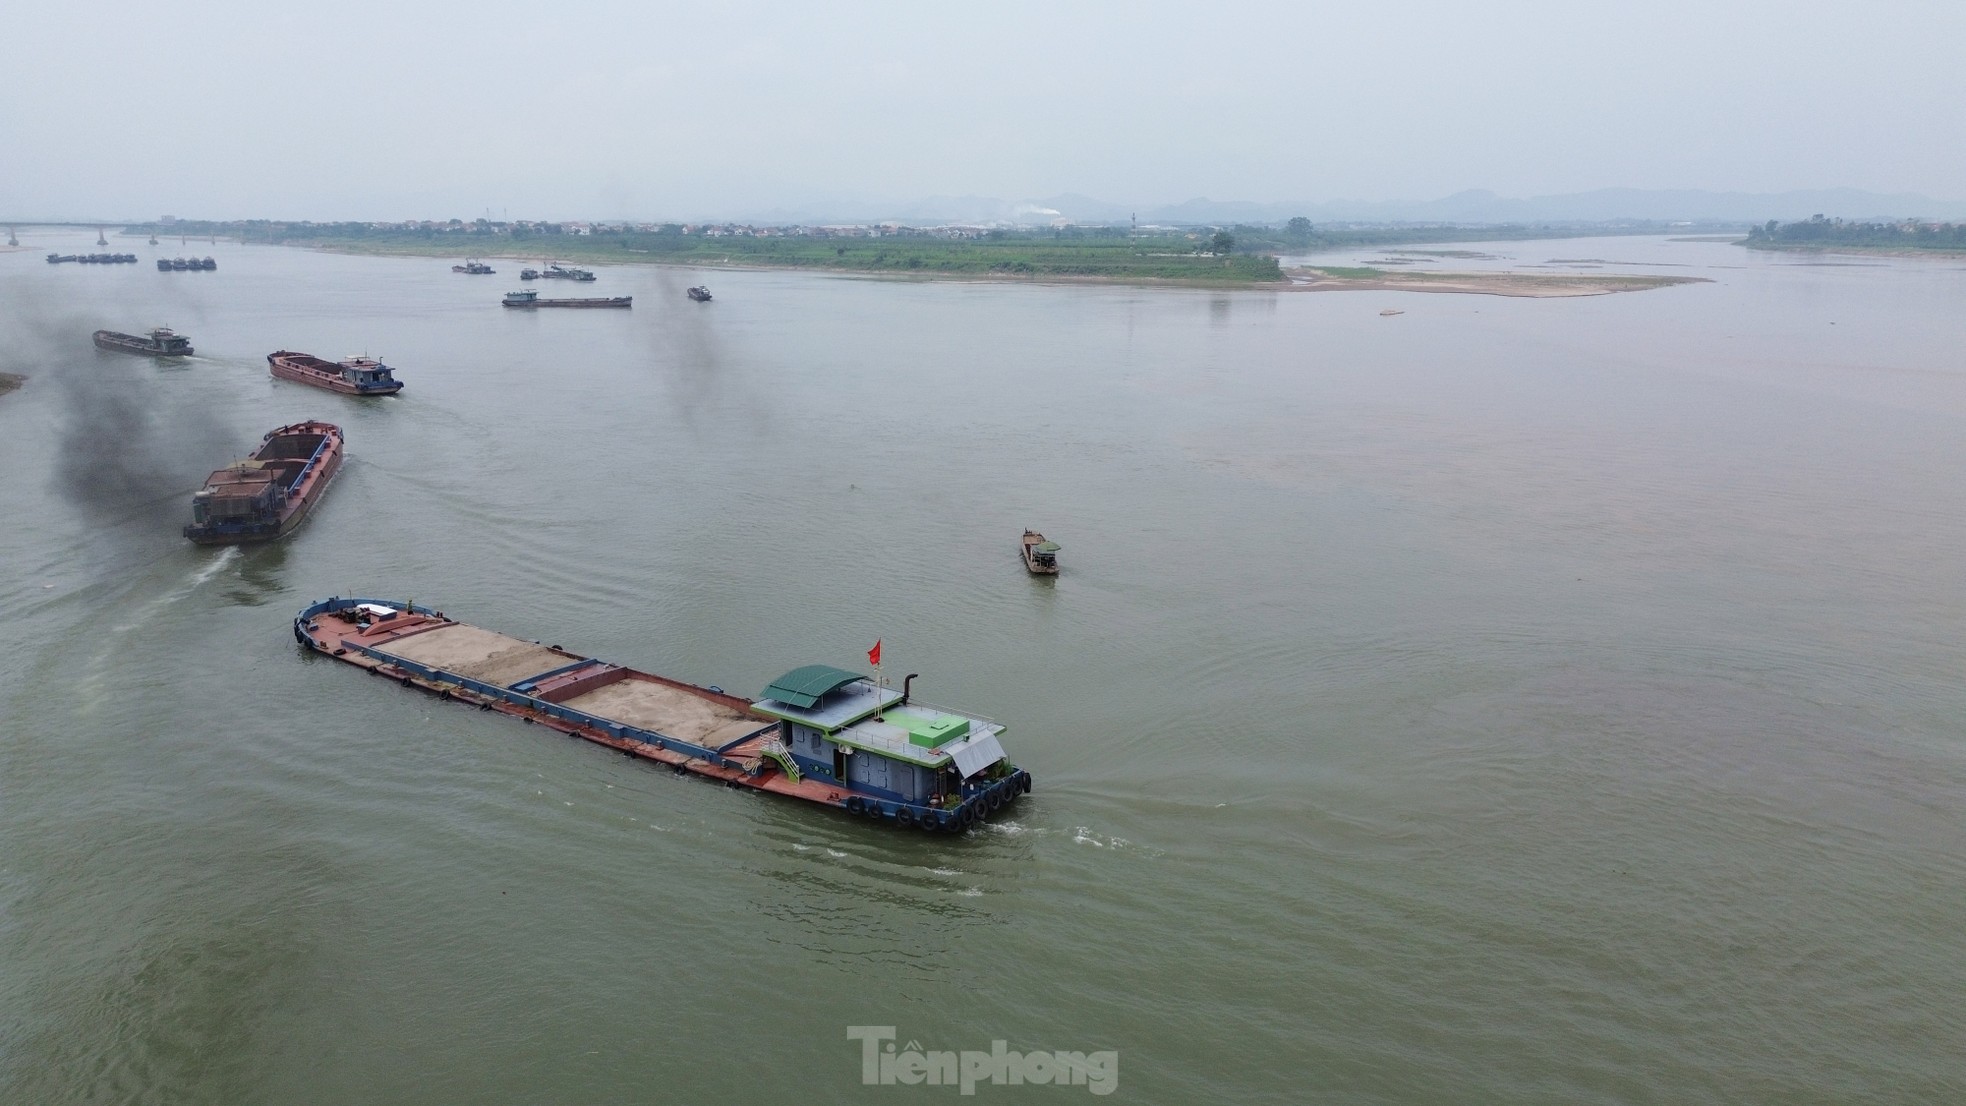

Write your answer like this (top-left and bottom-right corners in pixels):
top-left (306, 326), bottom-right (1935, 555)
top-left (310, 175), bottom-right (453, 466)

top-left (868, 639), bottom-right (882, 667)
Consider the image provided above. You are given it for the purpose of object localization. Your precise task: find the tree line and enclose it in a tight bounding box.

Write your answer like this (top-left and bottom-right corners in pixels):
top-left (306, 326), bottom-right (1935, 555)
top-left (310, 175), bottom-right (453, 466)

top-left (1746, 214), bottom-right (1966, 249)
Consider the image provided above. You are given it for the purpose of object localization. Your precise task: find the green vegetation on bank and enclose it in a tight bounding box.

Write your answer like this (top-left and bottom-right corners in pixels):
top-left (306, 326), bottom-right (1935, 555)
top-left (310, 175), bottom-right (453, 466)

top-left (129, 220), bottom-right (1285, 284)
top-left (1744, 215), bottom-right (1966, 251)
top-left (126, 214), bottom-right (1751, 285)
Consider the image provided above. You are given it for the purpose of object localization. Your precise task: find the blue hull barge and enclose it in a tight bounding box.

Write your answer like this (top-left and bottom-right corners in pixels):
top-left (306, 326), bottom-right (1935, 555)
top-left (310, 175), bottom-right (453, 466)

top-left (292, 599), bottom-right (1031, 831)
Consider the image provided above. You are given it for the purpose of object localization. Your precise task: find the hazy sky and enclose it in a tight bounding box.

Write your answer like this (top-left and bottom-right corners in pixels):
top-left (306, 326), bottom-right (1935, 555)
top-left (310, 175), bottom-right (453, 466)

top-left (5, 0), bottom-right (1963, 220)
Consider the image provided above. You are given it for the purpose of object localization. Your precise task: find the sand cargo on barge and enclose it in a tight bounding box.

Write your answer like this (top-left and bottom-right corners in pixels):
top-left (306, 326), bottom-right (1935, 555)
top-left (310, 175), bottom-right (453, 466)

top-left (268, 350), bottom-right (403, 395)
top-left (185, 421), bottom-right (343, 544)
top-left (293, 599), bottom-right (1031, 831)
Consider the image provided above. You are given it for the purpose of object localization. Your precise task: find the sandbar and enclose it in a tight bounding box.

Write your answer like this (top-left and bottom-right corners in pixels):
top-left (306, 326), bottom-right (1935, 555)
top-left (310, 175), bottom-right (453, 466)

top-left (1285, 267), bottom-right (1710, 298)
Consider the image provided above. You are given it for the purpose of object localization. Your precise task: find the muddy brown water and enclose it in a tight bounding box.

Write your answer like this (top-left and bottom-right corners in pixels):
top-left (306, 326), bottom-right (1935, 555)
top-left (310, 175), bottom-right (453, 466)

top-left (3, 230), bottom-right (1964, 1104)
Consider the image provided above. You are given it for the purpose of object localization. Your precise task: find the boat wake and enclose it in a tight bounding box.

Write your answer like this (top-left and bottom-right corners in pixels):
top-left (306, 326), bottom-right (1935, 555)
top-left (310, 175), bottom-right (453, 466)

top-left (73, 549), bottom-right (242, 716)
top-left (110, 547), bottom-right (241, 635)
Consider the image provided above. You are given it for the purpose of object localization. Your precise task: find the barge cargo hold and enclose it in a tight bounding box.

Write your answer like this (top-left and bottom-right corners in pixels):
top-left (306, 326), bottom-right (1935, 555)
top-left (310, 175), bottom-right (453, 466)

top-left (268, 350), bottom-right (404, 395)
top-left (292, 599), bottom-right (1031, 831)
top-left (94, 327), bottom-right (194, 356)
top-left (185, 421), bottom-right (343, 544)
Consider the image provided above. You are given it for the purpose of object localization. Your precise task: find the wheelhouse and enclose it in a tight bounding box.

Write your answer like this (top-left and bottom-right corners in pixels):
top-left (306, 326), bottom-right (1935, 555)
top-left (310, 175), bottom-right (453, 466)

top-left (752, 665), bottom-right (1011, 809)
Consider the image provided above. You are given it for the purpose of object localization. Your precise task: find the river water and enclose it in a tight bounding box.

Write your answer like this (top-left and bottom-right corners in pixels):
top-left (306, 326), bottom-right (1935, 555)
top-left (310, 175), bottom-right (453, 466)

top-left (1, 231), bottom-right (1962, 1104)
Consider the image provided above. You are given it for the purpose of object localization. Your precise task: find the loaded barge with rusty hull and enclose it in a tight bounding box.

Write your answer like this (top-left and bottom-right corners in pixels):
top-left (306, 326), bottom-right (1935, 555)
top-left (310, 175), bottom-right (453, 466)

top-left (94, 327), bottom-right (194, 357)
top-left (185, 421), bottom-right (343, 544)
top-left (292, 599), bottom-right (1031, 831)
top-left (268, 351), bottom-right (403, 395)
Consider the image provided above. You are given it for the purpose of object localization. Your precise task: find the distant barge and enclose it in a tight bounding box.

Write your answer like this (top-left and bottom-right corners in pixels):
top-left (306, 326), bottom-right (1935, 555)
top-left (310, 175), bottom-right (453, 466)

top-left (292, 599), bottom-right (1031, 831)
top-left (269, 350), bottom-right (404, 395)
top-left (453, 259), bottom-right (495, 274)
top-left (185, 422), bottom-right (343, 544)
top-left (94, 327), bottom-right (193, 357)
top-left (502, 290), bottom-right (631, 309)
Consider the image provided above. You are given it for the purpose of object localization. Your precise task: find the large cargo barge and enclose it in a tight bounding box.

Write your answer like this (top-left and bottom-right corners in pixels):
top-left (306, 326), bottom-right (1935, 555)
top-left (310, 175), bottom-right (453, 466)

top-left (501, 290), bottom-right (631, 309)
top-left (94, 327), bottom-right (194, 356)
top-left (185, 421), bottom-right (343, 544)
top-left (292, 599), bottom-right (1031, 831)
top-left (268, 350), bottom-right (404, 395)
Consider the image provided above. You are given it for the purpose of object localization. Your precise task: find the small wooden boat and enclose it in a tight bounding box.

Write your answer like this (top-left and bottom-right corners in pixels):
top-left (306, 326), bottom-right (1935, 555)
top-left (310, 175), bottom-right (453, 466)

top-left (1020, 530), bottom-right (1061, 575)
top-left (687, 285), bottom-right (713, 302)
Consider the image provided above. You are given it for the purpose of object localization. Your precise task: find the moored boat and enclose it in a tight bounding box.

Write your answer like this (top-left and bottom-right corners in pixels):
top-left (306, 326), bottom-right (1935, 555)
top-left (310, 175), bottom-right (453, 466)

top-left (541, 263), bottom-right (596, 281)
top-left (1020, 530), bottom-right (1061, 575)
top-left (501, 289), bottom-right (631, 308)
top-left (94, 327), bottom-right (194, 356)
top-left (519, 268), bottom-right (541, 280)
top-left (687, 285), bottom-right (713, 302)
top-left (185, 422), bottom-right (343, 544)
top-left (156, 258), bottom-right (172, 271)
top-left (268, 350), bottom-right (404, 395)
top-left (291, 599), bottom-right (1031, 831)
top-left (452, 259), bottom-right (495, 274)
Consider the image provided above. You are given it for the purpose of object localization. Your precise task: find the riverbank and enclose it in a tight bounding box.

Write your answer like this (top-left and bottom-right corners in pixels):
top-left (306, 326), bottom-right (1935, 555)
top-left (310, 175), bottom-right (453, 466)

top-left (1287, 266), bottom-right (1709, 297)
top-left (1741, 242), bottom-right (1966, 259)
top-left (276, 235), bottom-right (1290, 287)
top-left (324, 241), bottom-right (1294, 287)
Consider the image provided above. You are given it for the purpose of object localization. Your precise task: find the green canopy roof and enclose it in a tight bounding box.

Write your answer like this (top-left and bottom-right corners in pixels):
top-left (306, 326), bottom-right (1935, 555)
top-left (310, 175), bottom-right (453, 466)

top-left (760, 664), bottom-right (865, 709)
top-left (1034, 541), bottom-right (1061, 553)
